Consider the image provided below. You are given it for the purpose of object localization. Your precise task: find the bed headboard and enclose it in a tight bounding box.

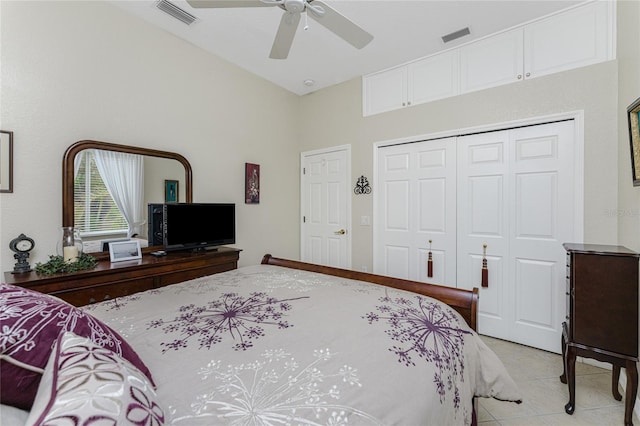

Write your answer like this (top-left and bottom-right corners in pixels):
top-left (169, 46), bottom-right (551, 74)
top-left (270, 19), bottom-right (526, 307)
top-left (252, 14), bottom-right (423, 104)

top-left (261, 254), bottom-right (479, 331)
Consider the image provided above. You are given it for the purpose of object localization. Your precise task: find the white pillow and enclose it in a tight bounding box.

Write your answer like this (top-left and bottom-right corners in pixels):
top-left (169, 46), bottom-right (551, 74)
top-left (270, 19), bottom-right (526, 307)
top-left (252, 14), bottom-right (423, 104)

top-left (0, 404), bottom-right (29, 426)
top-left (25, 331), bottom-right (165, 426)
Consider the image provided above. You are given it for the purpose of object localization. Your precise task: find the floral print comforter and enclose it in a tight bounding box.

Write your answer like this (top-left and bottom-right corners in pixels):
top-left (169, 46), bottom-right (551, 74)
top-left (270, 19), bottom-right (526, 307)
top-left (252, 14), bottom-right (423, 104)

top-left (84, 264), bottom-right (521, 425)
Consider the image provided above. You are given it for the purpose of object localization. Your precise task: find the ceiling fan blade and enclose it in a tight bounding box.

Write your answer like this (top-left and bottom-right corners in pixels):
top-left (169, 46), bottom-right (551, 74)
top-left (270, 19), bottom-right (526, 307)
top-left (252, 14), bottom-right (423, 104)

top-left (186, 0), bottom-right (272, 8)
top-left (269, 12), bottom-right (301, 59)
top-left (307, 0), bottom-right (373, 49)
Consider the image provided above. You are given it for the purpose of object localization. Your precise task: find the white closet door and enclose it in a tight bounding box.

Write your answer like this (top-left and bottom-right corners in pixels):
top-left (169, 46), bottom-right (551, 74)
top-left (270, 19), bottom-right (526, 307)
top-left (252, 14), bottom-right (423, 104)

top-left (456, 130), bottom-right (511, 339)
top-left (375, 138), bottom-right (457, 285)
top-left (508, 122), bottom-right (575, 352)
top-left (457, 121), bottom-right (574, 353)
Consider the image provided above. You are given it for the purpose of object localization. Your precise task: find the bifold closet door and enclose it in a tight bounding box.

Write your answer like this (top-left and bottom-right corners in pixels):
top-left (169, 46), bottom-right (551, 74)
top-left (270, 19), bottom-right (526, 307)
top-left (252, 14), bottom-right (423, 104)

top-left (456, 121), bottom-right (575, 353)
top-left (375, 138), bottom-right (457, 285)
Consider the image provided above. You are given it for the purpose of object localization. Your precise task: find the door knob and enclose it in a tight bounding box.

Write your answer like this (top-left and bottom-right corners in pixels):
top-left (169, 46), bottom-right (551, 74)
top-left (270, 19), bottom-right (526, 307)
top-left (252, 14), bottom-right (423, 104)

top-left (334, 229), bottom-right (346, 235)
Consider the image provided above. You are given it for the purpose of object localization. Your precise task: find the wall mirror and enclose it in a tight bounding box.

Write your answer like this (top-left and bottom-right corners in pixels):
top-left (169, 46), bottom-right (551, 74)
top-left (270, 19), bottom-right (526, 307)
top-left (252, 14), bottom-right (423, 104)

top-left (0, 130), bottom-right (14, 193)
top-left (63, 140), bottom-right (192, 252)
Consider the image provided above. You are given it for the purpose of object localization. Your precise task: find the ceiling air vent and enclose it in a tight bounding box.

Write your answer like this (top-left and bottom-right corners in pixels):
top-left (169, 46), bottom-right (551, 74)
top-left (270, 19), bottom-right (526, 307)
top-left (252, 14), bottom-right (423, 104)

top-left (156, 0), bottom-right (198, 25)
top-left (442, 27), bottom-right (471, 43)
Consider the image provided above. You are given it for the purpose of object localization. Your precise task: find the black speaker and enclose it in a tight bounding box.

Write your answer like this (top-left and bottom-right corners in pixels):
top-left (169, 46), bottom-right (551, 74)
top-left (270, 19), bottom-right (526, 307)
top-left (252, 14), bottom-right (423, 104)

top-left (148, 203), bottom-right (164, 246)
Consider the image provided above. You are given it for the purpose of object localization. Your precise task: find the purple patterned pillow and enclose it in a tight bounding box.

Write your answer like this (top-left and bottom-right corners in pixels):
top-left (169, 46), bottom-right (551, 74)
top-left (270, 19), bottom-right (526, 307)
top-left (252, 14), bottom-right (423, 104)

top-left (27, 332), bottom-right (165, 426)
top-left (0, 283), bottom-right (154, 410)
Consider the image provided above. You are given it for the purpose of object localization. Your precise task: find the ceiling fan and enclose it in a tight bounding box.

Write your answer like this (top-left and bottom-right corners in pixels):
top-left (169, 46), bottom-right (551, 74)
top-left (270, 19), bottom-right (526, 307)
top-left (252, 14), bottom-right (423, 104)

top-left (186, 0), bottom-right (374, 59)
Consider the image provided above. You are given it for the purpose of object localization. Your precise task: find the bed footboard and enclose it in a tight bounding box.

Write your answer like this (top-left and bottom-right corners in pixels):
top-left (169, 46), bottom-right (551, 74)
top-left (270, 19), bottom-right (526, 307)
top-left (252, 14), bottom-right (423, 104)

top-left (261, 254), bottom-right (479, 331)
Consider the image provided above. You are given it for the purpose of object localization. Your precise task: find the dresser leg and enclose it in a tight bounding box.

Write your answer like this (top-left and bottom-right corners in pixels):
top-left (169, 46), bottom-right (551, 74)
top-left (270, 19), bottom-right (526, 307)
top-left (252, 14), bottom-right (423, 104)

top-left (565, 346), bottom-right (576, 415)
top-left (624, 361), bottom-right (637, 426)
top-left (560, 331), bottom-right (568, 384)
top-left (613, 365), bottom-right (623, 401)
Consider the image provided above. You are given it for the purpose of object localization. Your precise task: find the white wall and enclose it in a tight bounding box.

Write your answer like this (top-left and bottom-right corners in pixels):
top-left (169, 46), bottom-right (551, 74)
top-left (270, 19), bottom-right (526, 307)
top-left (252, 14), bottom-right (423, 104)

top-left (0, 1), bottom-right (301, 272)
top-left (298, 61), bottom-right (619, 273)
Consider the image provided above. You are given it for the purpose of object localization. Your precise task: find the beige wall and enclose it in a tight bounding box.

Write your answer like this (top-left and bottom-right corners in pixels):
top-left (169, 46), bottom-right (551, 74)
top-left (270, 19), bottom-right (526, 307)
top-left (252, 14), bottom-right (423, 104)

top-left (0, 1), bottom-right (301, 271)
top-left (144, 157), bottom-right (187, 207)
top-left (617, 0), bottom-right (640, 251)
top-left (0, 0), bottom-right (636, 276)
top-left (298, 60), bottom-right (619, 272)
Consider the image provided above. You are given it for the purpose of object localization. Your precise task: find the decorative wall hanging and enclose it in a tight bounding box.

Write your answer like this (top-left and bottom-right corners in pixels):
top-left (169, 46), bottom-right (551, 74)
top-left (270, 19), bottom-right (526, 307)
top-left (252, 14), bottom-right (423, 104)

top-left (481, 244), bottom-right (489, 288)
top-left (354, 175), bottom-right (371, 195)
top-left (0, 130), bottom-right (13, 193)
top-left (628, 96), bottom-right (640, 186)
top-left (245, 163), bottom-right (260, 204)
top-left (165, 179), bottom-right (179, 203)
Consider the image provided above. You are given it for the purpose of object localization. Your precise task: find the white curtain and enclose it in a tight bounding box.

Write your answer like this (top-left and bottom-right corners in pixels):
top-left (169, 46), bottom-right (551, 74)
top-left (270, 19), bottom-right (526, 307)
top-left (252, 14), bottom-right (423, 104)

top-left (73, 151), bottom-right (85, 178)
top-left (92, 149), bottom-right (145, 237)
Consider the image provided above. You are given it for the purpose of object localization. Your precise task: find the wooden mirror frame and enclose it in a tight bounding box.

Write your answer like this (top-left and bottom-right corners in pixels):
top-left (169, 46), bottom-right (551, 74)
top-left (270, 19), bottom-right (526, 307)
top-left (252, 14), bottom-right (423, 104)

top-left (62, 140), bottom-right (193, 229)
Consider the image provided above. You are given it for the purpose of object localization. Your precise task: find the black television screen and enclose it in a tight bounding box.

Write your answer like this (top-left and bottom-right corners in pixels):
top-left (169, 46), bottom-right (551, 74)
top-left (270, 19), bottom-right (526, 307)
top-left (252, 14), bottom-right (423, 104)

top-left (162, 203), bottom-right (235, 252)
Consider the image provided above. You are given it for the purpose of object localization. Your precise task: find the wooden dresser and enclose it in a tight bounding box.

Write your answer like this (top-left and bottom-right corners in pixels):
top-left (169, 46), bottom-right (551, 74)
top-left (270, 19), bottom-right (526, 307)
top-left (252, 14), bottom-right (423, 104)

top-left (560, 243), bottom-right (639, 426)
top-left (4, 247), bottom-right (241, 306)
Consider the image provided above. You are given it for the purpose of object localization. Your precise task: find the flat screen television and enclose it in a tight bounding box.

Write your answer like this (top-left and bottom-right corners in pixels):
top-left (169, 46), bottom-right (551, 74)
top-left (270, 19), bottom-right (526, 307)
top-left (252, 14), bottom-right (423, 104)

top-left (162, 203), bottom-right (235, 252)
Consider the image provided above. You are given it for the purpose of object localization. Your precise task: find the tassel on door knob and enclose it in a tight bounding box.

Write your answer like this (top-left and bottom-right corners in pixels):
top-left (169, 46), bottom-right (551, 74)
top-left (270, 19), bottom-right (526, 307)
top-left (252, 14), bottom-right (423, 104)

top-left (427, 239), bottom-right (433, 278)
top-left (481, 244), bottom-right (489, 288)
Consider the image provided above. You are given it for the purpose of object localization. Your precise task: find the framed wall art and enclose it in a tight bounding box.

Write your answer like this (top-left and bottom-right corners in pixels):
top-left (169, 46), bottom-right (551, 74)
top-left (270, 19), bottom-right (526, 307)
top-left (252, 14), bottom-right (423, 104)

top-left (0, 130), bottom-right (14, 193)
top-left (628, 96), bottom-right (640, 186)
top-left (245, 163), bottom-right (260, 204)
top-left (165, 179), bottom-right (179, 203)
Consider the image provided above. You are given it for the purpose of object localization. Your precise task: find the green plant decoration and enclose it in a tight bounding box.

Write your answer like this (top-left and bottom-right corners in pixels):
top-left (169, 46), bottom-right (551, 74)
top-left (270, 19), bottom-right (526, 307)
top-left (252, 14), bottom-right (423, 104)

top-left (35, 253), bottom-right (98, 275)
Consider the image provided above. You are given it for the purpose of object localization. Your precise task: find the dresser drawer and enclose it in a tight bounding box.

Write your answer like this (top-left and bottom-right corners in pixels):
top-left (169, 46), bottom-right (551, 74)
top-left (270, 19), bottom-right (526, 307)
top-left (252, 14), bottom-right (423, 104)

top-left (50, 278), bottom-right (155, 306)
top-left (158, 261), bottom-right (237, 286)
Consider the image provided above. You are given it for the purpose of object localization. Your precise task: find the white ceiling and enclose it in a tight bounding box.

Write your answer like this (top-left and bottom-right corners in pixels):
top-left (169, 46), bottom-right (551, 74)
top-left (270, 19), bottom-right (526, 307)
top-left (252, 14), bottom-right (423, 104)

top-left (110, 0), bottom-right (583, 95)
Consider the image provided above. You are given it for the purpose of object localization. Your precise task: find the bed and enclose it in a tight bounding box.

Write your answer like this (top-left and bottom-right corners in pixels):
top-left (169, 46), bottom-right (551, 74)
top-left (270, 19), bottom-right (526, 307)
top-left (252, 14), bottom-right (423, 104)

top-left (1, 255), bottom-right (521, 425)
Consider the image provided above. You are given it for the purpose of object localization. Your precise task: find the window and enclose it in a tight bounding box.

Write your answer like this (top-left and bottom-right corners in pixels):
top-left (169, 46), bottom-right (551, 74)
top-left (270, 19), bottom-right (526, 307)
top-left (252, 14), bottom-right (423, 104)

top-left (74, 151), bottom-right (128, 235)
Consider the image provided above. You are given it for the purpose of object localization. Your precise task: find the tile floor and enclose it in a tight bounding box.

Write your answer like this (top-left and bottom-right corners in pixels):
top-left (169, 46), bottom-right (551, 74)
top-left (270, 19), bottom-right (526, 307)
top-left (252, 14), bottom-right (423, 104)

top-left (478, 336), bottom-right (638, 425)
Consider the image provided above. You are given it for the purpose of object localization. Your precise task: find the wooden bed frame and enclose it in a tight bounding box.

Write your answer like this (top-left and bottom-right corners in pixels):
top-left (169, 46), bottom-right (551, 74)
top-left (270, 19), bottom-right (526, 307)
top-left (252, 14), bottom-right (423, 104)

top-left (261, 254), bottom-right (479, 331)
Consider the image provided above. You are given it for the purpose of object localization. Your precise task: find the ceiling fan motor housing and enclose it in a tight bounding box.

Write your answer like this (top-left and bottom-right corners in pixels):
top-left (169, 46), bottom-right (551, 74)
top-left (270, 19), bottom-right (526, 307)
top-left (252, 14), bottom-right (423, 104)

top-left (284, 0), bottom-right (305, 14)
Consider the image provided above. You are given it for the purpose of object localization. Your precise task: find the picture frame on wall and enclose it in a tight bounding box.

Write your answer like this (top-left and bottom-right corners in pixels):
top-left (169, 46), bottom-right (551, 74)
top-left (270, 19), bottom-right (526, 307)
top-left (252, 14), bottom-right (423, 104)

top-left (245, 163), bottom-right (260, 204)
top-left (0, 130), bottom-right (14, 193)
top-left (165, 179), bottom-right (179, 203)
top-left (108, 240), bottom-right (142, 263)
top-left (628, 97), bottom-right (640, 186)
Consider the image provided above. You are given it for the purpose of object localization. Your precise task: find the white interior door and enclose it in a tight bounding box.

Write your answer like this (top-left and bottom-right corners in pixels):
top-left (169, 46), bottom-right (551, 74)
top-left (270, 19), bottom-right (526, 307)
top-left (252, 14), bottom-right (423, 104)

top-left (457, 121), bottom-right (575, 353)
top-left (301, 146), bottom-right (351, 268)
top-left (375, 138), bottom-right (457, 285)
